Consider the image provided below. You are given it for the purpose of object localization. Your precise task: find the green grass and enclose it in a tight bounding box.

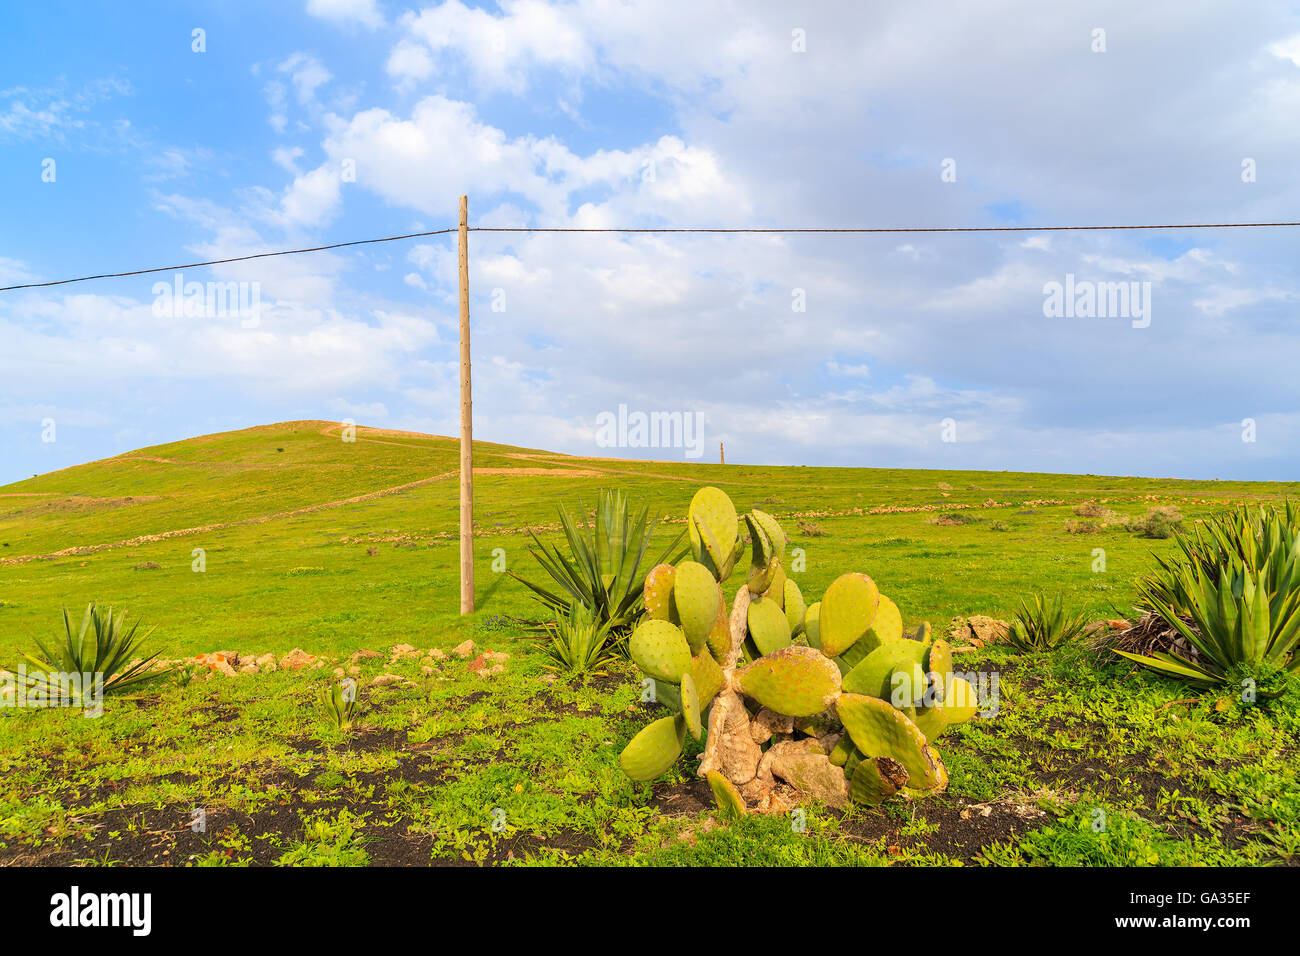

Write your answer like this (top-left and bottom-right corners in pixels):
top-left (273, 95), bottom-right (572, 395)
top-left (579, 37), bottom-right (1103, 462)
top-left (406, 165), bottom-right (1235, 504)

top-left (0, 420), bottom-right (1296, 866)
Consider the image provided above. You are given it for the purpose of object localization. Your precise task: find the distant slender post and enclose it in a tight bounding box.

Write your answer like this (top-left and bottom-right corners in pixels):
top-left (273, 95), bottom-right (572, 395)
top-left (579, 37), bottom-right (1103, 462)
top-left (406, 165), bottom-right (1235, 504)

top-left (720, 442), bottom-right (725, 465)
top-left (458, 195), bottom-right (474, 614)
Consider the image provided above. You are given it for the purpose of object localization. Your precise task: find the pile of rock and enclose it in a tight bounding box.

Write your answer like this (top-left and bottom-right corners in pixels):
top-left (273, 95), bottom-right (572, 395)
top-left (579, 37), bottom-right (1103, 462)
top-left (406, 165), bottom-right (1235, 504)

top-left (947, 615), bottom-right (1010, 648)
top-left (175, 639), bottom-right (512, 685)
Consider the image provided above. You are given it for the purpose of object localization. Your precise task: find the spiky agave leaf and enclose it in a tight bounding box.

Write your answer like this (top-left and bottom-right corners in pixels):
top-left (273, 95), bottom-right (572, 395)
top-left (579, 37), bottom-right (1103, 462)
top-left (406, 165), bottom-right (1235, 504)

top-left (19, 603), bottom-right (172, 701)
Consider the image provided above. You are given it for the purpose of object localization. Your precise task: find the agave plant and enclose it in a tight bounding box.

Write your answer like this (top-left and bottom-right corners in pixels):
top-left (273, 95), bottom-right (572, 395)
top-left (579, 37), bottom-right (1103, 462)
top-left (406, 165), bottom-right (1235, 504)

top-left (318, 681), bottom-right (361, 731)
top-left (510, 489), bottom-right (687, 634)
top-left (1139, 503), bottom-right (1300, 616)
top-left (1006, 593), bottom-right (1090, 651)
top-left (1123, 560), bottom-right (1300, 688)
top-left (541, 602), bottom-right (621, 677)
top-left (19, 603), bottom-right (171, 702)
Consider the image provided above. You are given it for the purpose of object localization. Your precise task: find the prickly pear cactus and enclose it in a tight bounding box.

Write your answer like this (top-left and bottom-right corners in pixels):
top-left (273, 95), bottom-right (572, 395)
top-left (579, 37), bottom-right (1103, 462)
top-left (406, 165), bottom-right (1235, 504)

top-left (619, 486), bottom-right (978, 814)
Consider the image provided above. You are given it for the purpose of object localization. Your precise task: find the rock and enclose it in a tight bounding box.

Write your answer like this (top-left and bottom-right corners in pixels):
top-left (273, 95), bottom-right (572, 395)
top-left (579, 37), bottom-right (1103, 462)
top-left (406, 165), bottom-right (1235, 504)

top-left (740, 777), bottom-right (773, 803)
top-left (333, 667), bottom-right (345, 678)
top-left (239, 663), bottom-right (259, 675)
top-left (484, 651), bottom-right (510, 665)
top-left (195, 650), bottom-right (238, 671)
top-left (261, 661), bottom-right (278, 673)
top-left (280, 648), bottom-right (318, 671)
top-left (948, 615), bottom-right (1010, 647)
top-left (769, 750), bottom-right (849, 809)
top-left (451, 639), bottom-right (477, 659)
top-left (212, 660), bottom-right (237, 677)
top-left (389, 643), bottom-right (418, 660)
top-left (754, 786), bottom-right (802, 816)
top-left (749, 708), bottom-right (795, 743)
top-left (347, 665), bottom-right (361, 676)
top-left (421, 666), bottom-right (433, 676)
top-left (350, 649), bottom-right (382, 664)
top-left (485, 665), bottom-right (505, 677)
top-left (255, 653), bottom-right (277, 667)
top-left (426, 648), bottom-right (448, 660)
top-left (370, 673), bottom-right (405, 688)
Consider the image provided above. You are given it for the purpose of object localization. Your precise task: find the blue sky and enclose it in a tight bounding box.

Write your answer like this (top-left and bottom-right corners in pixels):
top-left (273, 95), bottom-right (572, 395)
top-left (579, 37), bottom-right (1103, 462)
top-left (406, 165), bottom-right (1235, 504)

top-left (2, 0), bottom-right (1300, 485)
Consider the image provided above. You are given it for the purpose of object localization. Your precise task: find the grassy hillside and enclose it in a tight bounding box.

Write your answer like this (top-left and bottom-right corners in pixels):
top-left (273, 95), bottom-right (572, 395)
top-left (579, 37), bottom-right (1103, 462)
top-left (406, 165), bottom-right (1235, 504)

top-left (1, 422), bottom-right (1296, 868)
top-left (2, 420), bottom-right (1296, 657)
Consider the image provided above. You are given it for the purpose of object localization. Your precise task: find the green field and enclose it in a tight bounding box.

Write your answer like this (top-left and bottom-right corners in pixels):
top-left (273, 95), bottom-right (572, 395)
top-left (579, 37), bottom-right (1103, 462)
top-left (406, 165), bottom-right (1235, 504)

top-left (0, 421), bottom-right (1296, 866)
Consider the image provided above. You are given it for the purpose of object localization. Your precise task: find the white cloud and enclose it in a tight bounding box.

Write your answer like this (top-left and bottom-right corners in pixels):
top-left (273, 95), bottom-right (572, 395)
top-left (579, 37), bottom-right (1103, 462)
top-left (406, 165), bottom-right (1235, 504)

top-left (306, 0), bottom-right (384, 30)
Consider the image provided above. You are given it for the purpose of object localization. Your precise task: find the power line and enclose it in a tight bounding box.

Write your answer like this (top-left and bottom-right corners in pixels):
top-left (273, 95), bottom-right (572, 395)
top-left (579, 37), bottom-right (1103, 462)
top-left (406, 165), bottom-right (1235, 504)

top-left (3, 220), bottom-right (1299, 294)
top-left (0, 227), bottom-right (458, 292)
top-left (474, 222), bottom-right (1300, 234)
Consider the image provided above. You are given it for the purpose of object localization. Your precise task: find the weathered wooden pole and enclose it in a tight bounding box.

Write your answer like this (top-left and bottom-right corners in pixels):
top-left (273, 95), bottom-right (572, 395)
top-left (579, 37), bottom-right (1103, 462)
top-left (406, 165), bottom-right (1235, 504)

top-left (720, 441), bottom-right (725, 465)
top-left (458, 194), bottom-right (474, 614)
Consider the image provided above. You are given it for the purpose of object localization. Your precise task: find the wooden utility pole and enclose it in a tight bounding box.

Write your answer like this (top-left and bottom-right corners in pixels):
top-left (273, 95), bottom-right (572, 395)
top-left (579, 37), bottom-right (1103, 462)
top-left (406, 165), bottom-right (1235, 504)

top-left (458, 195), bottom-right (474, 614)
top-left (720, 442), bottom-right (725, 465)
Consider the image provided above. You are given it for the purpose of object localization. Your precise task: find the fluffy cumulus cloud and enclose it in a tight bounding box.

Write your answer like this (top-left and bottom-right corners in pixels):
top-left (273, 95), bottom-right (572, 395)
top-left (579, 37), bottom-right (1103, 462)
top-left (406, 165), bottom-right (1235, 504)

top-left (4, 0), bottom-right (1300, 483)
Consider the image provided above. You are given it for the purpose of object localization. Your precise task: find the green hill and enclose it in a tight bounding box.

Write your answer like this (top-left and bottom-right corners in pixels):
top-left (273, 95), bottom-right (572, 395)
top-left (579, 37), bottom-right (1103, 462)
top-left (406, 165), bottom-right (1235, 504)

top-left (1, 420), bottom-right (1295, 656)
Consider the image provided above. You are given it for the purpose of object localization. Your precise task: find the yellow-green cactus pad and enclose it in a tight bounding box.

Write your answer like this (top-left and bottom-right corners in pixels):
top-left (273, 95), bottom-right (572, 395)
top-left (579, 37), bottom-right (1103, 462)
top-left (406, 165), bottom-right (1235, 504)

top-left (707, 770), bottom-right (747, 819)
top-left (804, 601), bottom-right (821, 649)
top-left (850, 755), bottom-right (909, 806)
top-left (706, 601), bottom-right (731, 661)
top-left (837, 693), bottom-right (946, 790)
top-left (841, 639), bottom-right (930, 700)
top-left (650, 678), bottom-right (681, 713)
top-left (734, 646), bottom-right (843, 717)
top-left (750, 509), bottom-right (787, 559)
top-left (680, 671), bottom-right (702, 741)
top-left (925, 639), bottom-right (953, 701)
top-left (688, 487), bottom-right (738, 577)
top-left (690, 650), bottom-right (724, 709)
top-left (916, 676), bottom-right (979, 739)
top-left (643, 563), bottom-right (676, 621)
top-left (784, 578), bottom-right (806, 636)
top-left (673, 560), bottom-right (722, 654)
top-left (747, 595), bottom-right (793, 656)
top-left (828, 735), bottom-right (855, 767)
top-left (767, 561), bottom-right (788, 611)
top-left (629, 619), bottom-right (693, 683)
top-left (818, 573), bottom-right (881, 657)
top-left (619, 715), bottom-right (686, 781)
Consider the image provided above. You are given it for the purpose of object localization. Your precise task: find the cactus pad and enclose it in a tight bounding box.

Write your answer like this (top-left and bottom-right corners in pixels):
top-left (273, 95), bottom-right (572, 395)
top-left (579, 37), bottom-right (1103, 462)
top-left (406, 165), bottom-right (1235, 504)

top-left (860, 594), bottom-right (903, 653)
top-left (690, 650), bottom-right (724, 708)
top-left (643, 563), bottom-right (676, 621)
top-left (747, 595), bottom-right (793, 656)
top-left (619, 715), bottom-right (686, 782)
top-left (707, 770), bottom-right (747, 819)
top-left (916, 676), bottom-right (979, 739)
top-left (783, 578), bottom-right (806, 636)
top-left (750, 509), bottom-right (787, 560)
top-left (841, 639), bottom-right (930, 700)
top-left (926, 639), bottom-right (953, 702)
top-left (735, 646), bottom-right (843, 717)
top-left (804, 601), bottom-right (822, 649)
top-left (849, 755), bottom-right (909, 806)
top-left (819, 573), bottom-right (881, 657)
top-left (673, 560), bottom-right (722, 654)
top-left (836, 694), bottom-right (946, 790)
top-left (706, 602), bottom-right (731, 661)
top-left (689, 487), bottom-right (739, 577)
top-left (629, 619), bottom-right (693, 684)
top-left (680, 671), bottom-right (703, 741)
